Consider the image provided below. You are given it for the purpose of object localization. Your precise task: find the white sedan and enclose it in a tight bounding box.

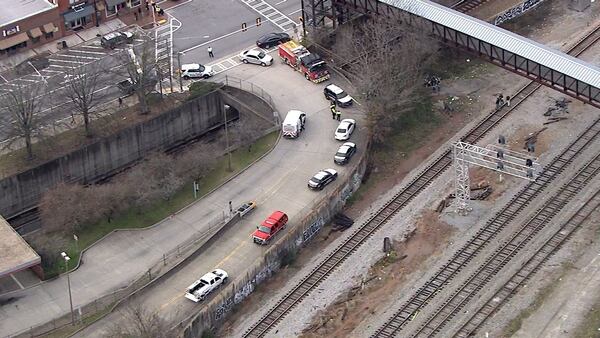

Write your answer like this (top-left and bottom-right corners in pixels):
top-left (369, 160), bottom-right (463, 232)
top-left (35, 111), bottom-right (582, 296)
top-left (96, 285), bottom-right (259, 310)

top-left (334, 119), bottom-right (356, 141)
top-left (185, 269), bottom-right (228, 302)
top-left (239, 49), bottom-right (273, 66)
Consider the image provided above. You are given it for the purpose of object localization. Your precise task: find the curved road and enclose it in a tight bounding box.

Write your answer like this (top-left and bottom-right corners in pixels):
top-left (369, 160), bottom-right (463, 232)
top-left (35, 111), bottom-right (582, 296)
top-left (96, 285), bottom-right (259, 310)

top-left (0, 59), bottom-right (364, 338)
top-left (73, 59), bottom-right (366, 335)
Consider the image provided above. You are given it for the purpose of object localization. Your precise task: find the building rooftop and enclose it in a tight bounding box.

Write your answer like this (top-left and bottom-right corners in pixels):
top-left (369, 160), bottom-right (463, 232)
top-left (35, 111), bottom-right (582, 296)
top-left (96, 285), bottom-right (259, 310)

top-left (0, 0), bottom-right (57, 27)
top-left (0, 215), bottom-right (40, 277)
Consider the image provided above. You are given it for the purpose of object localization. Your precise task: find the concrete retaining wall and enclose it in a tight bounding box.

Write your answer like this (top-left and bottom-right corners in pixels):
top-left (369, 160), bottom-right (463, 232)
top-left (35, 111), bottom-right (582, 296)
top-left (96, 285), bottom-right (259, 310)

top-left (178, 151), bottom-right (368, 338)
top-left (0, 91), bottom-right (233, 219)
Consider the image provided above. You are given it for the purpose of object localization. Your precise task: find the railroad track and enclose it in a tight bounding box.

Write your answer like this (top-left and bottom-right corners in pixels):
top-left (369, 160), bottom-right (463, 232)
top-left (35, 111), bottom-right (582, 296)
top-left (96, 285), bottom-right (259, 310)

top-left (241, 22), bottom-right (600, 338)
top-left (372, 115), bottom-right (600, 337)
top-left (453, 180), bottom-right (600, 337)
top-left (406, 141), bottom-right (600, 338)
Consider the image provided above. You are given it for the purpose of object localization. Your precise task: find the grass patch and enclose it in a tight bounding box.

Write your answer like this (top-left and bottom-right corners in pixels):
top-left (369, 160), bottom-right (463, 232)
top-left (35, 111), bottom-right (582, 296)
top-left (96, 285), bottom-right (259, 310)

top-left (372, 89), bottom-right (439, 166)
top-left (502, 278), bottom-right (561, 337)
top-left (39, 131), bottom-right (278, 278)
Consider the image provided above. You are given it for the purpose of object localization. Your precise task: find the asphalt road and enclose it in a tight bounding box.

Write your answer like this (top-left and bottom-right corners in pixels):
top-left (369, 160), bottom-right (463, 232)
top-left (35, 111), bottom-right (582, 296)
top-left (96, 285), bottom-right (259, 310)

top-left (169, 0), bottom-right (302, 66)
top-left (72, 59), bottom-right (365, 337)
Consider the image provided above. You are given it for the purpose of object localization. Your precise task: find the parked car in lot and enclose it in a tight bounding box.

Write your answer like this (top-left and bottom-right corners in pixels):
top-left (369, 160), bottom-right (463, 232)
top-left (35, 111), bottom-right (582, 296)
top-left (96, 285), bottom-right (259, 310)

top-left (100, 31), bottom-right (133, 49)
top-left (334, 142), bottom-right (357, 165)
top-left (308, 169), bottom-right (338, 190)
top-left (256, 32), bottom-right (291, 49)
top-left (324, 84), bottom-right (353, 107)
top-left (239, 49), bottom-right (273, 66)
top-left (334, 119), bottom-right (356, 141)
top-left (253, 211), bottom-right (288, 245)
top-left (185, 269), bottom-right (228, 302)
top-left (237, 201), bottom-right (257, 217)
top-left (180, 63), bottom-right (214, 79)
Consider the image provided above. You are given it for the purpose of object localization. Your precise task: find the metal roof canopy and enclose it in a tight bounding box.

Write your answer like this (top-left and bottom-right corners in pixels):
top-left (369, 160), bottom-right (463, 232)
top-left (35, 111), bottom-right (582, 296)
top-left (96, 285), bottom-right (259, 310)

top-left (0, 215), bottom-right (40, 277)
top-left (331, 0), bottom-right (600, 108)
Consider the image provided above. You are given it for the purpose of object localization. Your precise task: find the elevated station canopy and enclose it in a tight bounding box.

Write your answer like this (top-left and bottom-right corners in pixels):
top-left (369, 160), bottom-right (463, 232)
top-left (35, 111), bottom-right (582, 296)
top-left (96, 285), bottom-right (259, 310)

top-left (332, 0), bottom-right (600, 108)
top-left (0, 215), bottom-right (40, 278)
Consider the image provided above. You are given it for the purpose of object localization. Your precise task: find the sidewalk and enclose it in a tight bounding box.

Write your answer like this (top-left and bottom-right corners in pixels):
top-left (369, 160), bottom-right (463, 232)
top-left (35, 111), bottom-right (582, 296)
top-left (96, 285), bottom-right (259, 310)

top-left (0, 20), bottom-right (125, 74)
top-left (0, 0), bottom-right (178, 74)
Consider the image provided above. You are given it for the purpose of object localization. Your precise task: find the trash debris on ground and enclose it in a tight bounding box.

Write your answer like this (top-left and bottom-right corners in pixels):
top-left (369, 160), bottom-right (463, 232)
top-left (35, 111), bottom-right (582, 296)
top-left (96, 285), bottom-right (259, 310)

top-left (332, 213), bottom-right (354, 231)
top-left (437, 185), bottom-right (493, 212)
top-left (543, 116), bottom-right (569, 125)
top-left (524, 127), bottom-right (547, 151)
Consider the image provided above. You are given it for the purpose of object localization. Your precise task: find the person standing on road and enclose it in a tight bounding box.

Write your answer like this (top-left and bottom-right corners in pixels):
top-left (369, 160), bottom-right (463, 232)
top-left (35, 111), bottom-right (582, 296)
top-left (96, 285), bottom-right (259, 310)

top-left (335, 110), bottom-right (341, 121)
top-left (208, 46), bottom-right (214, 58)
top-left (330, 100), bottom-right (336, 119)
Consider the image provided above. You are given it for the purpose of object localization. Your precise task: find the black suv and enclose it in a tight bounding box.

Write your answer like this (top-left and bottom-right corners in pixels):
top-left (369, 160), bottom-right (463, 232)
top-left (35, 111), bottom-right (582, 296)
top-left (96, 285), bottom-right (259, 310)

top-left (324, 84), bottom-right (353, 107)
top-left (101, 31), bottom-right (134, 49)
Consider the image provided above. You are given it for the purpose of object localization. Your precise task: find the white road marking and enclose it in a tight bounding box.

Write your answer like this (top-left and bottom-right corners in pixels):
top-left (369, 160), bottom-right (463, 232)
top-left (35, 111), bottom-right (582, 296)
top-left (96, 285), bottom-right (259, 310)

top-left (275, 0), bottom-right (287, 4)
top-left (288, 9), bottom-right (302, 15)
top-left (238, 0), bottom-right (298, 31)
top-left (59, 54), bottom-right (101, 60)
top-left (68, 49), bottom-right (107, 55)
top-left (48, 59), bottom-right (87, 64)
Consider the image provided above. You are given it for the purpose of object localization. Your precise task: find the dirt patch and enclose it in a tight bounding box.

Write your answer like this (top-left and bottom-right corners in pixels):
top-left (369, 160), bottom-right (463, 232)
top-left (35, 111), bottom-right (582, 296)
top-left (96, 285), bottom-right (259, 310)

top-left (299, 210), bottom-right (455, 337)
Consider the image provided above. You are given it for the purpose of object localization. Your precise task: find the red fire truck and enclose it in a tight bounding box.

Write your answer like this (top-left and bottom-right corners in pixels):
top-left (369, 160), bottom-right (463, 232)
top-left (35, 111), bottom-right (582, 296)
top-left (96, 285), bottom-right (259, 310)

top-left (278, 41), bottom-right (330, 83)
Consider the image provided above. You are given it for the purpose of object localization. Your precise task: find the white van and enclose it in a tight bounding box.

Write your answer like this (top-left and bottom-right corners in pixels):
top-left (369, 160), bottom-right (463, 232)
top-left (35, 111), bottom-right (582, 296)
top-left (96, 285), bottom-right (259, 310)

top-left (282, 110), bottom-right (306, 138)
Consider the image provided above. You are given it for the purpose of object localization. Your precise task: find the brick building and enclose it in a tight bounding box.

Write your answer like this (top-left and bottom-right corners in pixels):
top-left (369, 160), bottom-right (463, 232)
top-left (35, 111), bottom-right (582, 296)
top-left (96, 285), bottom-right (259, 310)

top-left (58, 0), bottom-right (142, 35)
top-left (1, 0), bottom-right (144, 58)
top-left (0, 0), bottom-right (61, 56)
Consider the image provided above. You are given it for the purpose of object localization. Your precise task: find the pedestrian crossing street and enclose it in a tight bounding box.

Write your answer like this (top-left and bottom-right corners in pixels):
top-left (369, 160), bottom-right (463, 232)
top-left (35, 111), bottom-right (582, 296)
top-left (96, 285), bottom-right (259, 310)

top-left (238, 0), bottom-right (298, 31)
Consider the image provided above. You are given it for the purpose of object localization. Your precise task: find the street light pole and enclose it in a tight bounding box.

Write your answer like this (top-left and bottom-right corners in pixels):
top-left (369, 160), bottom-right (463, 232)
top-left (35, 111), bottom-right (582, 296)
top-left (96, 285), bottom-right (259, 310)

top-left (223, 105), bottom-right (232, 172)
top-left (176, 51), bottom-right (183, 92)
top-left (61, 252), bottom-right (75, 325)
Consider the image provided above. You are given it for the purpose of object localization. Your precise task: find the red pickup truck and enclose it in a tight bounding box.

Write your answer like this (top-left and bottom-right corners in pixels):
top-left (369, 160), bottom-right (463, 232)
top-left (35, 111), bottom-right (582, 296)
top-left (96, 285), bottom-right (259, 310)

top-left (253, 211), bottom-right (288, 245)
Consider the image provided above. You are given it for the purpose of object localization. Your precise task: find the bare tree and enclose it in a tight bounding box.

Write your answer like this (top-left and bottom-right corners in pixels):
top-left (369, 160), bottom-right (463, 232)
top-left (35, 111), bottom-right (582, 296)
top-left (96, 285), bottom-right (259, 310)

top-left (63, 58), bottom-right (107, 137)
top-left (119, 36), bottom-right (158, 115)
top-left (108, 303), bottom-right (168, 338)
top-left (0, 82), bottom-right (46, 159)
top-left (333, 16), bottom-right (436, 144)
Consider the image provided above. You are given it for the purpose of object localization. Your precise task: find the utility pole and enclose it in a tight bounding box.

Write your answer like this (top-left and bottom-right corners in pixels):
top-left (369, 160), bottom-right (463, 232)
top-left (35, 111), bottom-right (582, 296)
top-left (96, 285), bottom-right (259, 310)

top-left (61, 252), bottom-right (75, 325)
top-left (223, 105), bottom-right (232, 172)
top-left (176, 51), bottom-right (183, 92)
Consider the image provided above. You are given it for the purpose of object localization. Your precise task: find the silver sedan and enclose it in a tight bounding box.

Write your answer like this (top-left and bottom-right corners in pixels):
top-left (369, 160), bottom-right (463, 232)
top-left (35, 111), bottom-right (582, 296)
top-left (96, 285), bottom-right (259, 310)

top-left (239, 49), bottom-right (273, 66)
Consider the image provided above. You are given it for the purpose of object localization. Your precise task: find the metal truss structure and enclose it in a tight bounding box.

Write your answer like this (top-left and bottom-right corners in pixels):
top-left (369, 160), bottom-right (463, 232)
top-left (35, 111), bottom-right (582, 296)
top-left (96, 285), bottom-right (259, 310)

top-left (453, 141), bottom-right (540, 214)
top-left (302, 0), bottom-right (600, 108)
top-left (154, 18), bottom-right (181, 92)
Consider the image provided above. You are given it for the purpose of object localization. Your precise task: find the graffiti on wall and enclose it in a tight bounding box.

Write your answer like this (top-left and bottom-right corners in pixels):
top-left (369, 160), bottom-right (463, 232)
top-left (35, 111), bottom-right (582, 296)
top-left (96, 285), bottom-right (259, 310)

top-left (494, 0), bottom-right (544, 25)
top-left (213, 259), bottom-right (279, 321)
top-left (302, 215), bottom-right (324, 244)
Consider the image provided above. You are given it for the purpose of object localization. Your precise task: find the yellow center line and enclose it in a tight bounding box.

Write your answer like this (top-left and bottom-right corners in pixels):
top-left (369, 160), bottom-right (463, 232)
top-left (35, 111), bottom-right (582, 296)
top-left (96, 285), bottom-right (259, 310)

top-left (158, 240), bottom-right (249, 310)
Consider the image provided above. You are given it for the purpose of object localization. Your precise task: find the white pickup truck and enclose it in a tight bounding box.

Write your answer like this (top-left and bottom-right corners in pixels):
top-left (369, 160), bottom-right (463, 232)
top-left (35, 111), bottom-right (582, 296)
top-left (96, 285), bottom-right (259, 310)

top-left (185, 269), bottom-right (228, 302)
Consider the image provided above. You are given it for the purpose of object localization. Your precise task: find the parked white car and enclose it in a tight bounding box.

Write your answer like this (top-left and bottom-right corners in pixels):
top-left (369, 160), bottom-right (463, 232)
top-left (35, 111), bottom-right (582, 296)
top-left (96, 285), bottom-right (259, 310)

top-left (239, 49), bottom-right (273, 66)
top-left (236, 201), bottom-right (257, 217)
top-left (181, 63), bottom-right (214, 79)
top-left (185, 269), bottom-right (228, 302)
top-left (334, 119), bottom-right (356, 141)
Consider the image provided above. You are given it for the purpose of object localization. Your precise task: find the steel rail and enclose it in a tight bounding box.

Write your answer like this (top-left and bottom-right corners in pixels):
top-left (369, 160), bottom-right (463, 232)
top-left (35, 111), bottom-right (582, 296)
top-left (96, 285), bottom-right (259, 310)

top-left (409, 146), bottom-right (600, 338)
top-left (370, 23), bottom-right (600, 338)
top-left (453, 182), bottom-right (600, 337)
top-left (242, 12), bottom-right (600, 338)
